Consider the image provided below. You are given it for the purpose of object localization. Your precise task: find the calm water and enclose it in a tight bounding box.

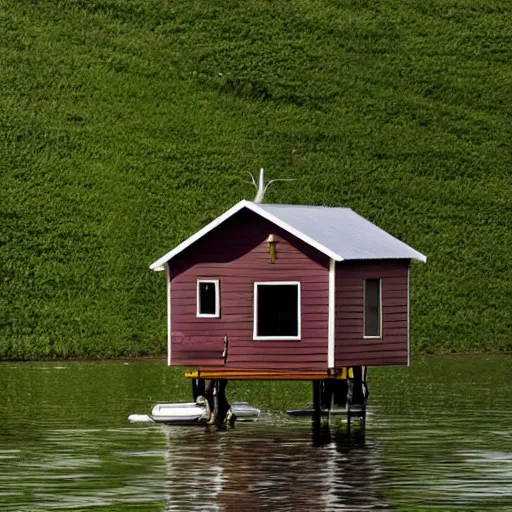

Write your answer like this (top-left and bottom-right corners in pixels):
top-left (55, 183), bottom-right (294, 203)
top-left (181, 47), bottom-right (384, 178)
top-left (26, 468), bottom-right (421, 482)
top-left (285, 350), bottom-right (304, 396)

top-left (0, 356), bottom-right (510, 511)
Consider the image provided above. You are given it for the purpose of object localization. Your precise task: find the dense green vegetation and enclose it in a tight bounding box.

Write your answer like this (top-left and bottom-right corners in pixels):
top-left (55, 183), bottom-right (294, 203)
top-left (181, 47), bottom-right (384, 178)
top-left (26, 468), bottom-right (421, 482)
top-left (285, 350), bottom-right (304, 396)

top-left (1, 0), bottom-right (511, 359)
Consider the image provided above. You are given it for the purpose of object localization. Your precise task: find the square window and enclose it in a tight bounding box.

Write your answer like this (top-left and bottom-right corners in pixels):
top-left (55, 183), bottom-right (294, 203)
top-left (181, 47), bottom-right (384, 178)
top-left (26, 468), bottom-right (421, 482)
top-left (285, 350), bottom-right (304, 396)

top-left (197, 280), bottom-right (220, 318)
top-left (364, 279), bottom-right (381, 338)
top-left (254, 282), bottom-right (301, 340)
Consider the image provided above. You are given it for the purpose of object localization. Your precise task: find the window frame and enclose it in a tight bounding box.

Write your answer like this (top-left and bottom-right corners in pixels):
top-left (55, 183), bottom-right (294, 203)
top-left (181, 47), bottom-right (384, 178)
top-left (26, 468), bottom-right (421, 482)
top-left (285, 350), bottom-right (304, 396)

top-left (363, 278), bottom-right (382, 339)
top-left (253, 281), bottom-right (301, 341)
top-left (196, 279), bottom-right (220, 318)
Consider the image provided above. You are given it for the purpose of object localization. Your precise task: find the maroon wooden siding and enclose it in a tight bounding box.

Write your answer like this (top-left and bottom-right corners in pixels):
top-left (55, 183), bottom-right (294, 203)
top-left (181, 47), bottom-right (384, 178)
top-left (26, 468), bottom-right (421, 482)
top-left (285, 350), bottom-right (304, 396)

top-left (335, 260), bottom-right (410, 367)
top-left (169, 209), bottom-right (330, 371)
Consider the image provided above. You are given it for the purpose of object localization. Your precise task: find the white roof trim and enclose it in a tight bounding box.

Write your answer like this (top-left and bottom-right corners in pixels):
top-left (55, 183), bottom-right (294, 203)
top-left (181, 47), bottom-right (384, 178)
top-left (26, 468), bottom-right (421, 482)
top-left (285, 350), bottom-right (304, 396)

top-left (150, 201), bottom-right (251, 271)
top-left (150, 200), bottom-right (426, 270)
top-left (150, 200), bottom-right (343, 271)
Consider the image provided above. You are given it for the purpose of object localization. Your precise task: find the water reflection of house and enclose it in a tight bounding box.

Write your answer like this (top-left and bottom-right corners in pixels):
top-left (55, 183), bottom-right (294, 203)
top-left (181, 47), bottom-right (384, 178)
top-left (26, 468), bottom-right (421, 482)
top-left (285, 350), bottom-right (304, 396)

top-left (162, 422), bottom-right (385, 511)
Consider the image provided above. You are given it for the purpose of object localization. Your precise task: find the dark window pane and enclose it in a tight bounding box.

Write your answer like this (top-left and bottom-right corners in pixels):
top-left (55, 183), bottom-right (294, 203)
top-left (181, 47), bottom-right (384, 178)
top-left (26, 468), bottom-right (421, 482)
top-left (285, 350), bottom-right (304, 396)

top-left (199, 282), bottom-right (217, 315)
top-left (257, 284), bottom-right (299, 337)
top-left (364, 279), bottom-right (381, 337)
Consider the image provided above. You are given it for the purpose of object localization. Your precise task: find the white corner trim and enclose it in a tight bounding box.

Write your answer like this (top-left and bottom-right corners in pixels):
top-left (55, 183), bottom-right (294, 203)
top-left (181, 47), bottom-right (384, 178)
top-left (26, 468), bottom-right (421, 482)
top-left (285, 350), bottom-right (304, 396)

top-left (253, 281), bottom-right (301, 340)
top-left (149, 200), bottom-right (344, 271)
top-left (196, 279), bottom-right (220, 318)
top-left (166, 264), bottom-right (171, 366)
top-left (328, 259), bottom-right (335, 368)
top-left (407, 266), bottom-right (410, 367)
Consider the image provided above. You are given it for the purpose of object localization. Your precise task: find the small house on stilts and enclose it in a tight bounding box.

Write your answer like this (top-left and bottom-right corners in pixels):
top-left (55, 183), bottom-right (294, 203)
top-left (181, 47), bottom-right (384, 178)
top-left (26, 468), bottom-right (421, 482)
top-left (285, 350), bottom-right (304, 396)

top-left (150, 190), bottom-right (426, 427)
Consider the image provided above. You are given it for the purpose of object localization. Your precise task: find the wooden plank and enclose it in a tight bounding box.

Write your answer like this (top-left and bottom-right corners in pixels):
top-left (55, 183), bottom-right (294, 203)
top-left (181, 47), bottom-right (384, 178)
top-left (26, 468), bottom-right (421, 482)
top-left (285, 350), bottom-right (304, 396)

top-left (334, 318), bottom-right (365, 327)
top-left (335, 296), bottom-right (363, 303)
top-left (334, 305), bottom-right (364, 313)
top-left (172, 296), bottom-right (329, 306)
top-left (335, 352), bottom-right (408, 364)
top-left (383, 319), bottom-right (407, 329)
top-left (172, 329), bottom-right (328, 337)
top-left (336, 350), bottom-right (407, 361)
top-left (187, 274), bottom-right (329, 283)
top-left (343, 345), bottom-right (407, 360)
top-left (172, 344), bottom-right (222, 351)
top-left (172, 309), bottom-right (330, 320)
top-left (183, 265), bottom-right (329, 274)
top-left (335, 286), bottom-right (364, 294)
top-left (228, 351), bottom-right (326, 359)
top-left (336, 313), bottom-right (364, 321)
top-left (382, 327), bottom-right (407, 336)
top-left (335, 324), bottom-right (364, 333)
top-left (171, 358), bottom-right (224, 366)
top-left (383, 311), bottom-right (408, 319)
top-left (336, 335), bottom-right (406, 344)
top-left (171, 283), bottom-right (330, 292)
top-left (336, 276), bottom-right (406, 287)
top-left (336, 343), bottom-right (406, 354)
top-left (382, 305), bottom-right (407, 313)
top-left (227, 362), bottom-right (326, 370)
top-left (172, 320), bottom-right (329, 331)
top-left (336, 358), bottom-right (407, 367)
top-left (227, 351), bottom-right (327, 360)
top-left (185, 370), bottom-right (335, 381)
top-left (382, 290), bottom-right (408, 299)
top-left (361, 268), bottom-right (408, 278)
top-left (336, 332), bottom-right (407, 341)
top-left (173, 339), bottom-right (328, 348)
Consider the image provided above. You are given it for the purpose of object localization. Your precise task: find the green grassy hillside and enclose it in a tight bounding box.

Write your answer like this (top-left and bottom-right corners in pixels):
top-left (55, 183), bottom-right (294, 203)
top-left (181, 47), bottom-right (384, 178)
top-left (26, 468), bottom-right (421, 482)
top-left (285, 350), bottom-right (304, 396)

top-left (1, 0), bottom-right (511, 359)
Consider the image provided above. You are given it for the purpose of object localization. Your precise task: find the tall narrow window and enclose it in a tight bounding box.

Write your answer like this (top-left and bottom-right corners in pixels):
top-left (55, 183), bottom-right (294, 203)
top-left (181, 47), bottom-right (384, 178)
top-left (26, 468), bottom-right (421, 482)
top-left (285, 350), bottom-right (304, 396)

top-left (364, 279), bottom-right (381, 338)
top-left (197, 280), bottom-right (220, 318)
top-left (254, 282), bottom-right (301, 340)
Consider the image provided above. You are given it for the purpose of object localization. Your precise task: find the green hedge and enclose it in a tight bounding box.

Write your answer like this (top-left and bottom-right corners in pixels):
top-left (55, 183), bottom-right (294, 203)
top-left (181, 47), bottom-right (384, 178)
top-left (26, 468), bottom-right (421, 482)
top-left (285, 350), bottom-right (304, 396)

top-left (1, 0), bottom-right (511, 359)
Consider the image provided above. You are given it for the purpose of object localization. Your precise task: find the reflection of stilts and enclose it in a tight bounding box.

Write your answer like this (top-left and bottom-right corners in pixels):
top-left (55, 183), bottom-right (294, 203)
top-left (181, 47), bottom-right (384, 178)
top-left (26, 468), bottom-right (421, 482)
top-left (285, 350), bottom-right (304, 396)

top-left (309, 366), bottom-right (369, 433)
top-left (161, 412), bottom-right (382, 511)
top-left (346, 366), bottom-right (369, 432)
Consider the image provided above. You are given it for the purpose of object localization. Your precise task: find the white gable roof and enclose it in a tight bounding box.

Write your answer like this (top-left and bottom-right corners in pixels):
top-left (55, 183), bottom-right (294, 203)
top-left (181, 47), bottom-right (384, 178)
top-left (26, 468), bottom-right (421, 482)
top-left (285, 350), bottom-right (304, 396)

top-left (150, 200), bottom-right (427, 271)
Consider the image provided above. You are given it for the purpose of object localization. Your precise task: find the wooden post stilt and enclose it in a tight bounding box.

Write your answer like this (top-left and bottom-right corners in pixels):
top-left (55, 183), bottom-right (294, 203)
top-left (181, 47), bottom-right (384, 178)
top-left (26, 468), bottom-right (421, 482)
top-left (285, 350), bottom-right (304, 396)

top-left (192, 378), bottom-right (205, 401)
top-left (312, 380), bottom-right (321, 425)
top-left (215, 379), bottom-right (230, 427)
top-left (204, 379), bottom-right (217, 425)
top-left (312, 380), bottom-right (323, 445)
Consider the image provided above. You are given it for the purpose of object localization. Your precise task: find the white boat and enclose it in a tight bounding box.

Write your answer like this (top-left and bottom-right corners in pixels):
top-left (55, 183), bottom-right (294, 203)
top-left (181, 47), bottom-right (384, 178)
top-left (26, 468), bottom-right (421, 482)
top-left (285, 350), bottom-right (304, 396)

top-left (230, 402), bottom-right (261, 421)
top-left (151, 401), bottom-right (210, 424)
top-left (128, 399), bottom-right (260, 425)
top-left (128, 414), bottom-right (154, 423)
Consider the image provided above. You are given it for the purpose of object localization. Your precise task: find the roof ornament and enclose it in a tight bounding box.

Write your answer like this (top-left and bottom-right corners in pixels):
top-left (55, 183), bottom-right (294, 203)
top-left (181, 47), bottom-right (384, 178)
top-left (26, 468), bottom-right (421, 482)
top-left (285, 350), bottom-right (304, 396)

top-left (246, 168), bottom-right (295, 203)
